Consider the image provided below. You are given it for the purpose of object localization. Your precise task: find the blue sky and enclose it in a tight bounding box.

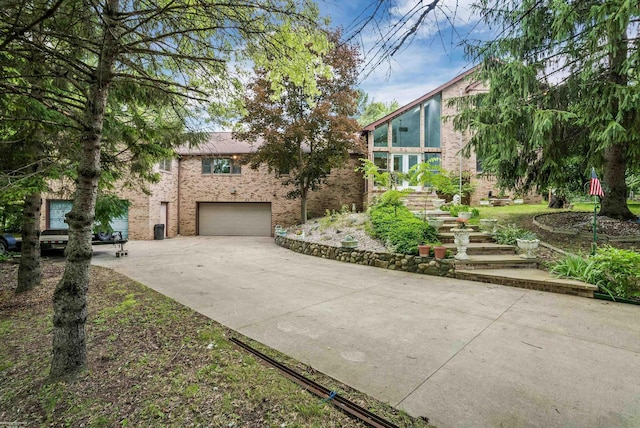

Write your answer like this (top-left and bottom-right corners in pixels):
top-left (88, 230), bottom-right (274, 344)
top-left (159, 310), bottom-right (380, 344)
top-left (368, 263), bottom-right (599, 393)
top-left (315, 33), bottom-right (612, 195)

top-left (318, 0), bottom-right (491, 106)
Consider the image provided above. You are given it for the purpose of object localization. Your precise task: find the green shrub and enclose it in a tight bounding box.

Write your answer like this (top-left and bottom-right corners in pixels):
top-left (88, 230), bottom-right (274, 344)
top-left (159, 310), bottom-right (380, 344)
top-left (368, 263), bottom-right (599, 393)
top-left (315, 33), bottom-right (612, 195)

top-left (550, 246), bottom-right (640, 299)
top-left (369, 204), bottom-right (438, 255)
top-left (493, 224), bottom-right (537, 245)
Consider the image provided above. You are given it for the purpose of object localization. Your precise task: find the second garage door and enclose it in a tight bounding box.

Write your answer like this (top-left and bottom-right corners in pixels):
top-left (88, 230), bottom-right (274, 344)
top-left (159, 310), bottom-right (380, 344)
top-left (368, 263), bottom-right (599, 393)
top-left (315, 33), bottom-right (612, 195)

top-left (198, 202), bottom-right (272, 236)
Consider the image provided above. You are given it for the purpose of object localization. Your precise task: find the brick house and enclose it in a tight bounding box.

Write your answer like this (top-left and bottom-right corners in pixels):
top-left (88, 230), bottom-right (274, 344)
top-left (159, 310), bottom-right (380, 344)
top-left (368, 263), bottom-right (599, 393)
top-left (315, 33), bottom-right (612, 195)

top-left (40, 132), bottom-right (364, 239)
top-left (361, 68), bottom-right (503, 206)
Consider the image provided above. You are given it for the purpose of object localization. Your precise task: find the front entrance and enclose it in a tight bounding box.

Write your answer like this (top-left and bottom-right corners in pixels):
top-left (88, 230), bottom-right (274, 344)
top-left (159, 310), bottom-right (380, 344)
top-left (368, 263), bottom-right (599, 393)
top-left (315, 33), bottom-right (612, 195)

top-left (391, 154), bottom-right (419, 189)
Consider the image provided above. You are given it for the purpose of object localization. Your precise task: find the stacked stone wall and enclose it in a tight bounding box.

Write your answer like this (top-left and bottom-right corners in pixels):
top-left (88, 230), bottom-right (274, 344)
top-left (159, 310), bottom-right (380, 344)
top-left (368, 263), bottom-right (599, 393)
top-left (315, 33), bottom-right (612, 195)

top-left (275, 236), bottom-right (454, 277)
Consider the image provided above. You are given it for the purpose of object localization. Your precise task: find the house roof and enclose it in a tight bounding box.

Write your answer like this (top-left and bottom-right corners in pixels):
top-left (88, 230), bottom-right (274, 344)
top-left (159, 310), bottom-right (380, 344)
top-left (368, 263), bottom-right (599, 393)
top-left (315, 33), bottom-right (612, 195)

top-left (361, 65), bottom-right (482, 132)
top-left (175, 132), bottom-right (264, 156)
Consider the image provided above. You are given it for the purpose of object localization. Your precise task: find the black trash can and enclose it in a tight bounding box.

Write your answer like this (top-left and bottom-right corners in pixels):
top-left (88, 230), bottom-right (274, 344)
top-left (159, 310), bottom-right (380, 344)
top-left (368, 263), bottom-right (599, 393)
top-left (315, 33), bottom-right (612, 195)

top-left (154, 224), bottom-right (165, 240)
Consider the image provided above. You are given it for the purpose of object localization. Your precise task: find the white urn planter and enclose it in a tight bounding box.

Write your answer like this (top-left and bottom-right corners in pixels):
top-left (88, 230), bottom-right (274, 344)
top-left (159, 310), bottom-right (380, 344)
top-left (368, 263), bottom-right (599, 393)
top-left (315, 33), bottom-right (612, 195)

top-left (458, 211), bottom-right (472, 220)
top-left (432, 199), bottom-right (446, 210)
top-left (516, 238), bottom-right (540, 259)
top-left (451, 228), bottom-right (471, 260)
top-left (427, 217), bottom-right (444, 229)
top-left (479, 218), bottom-right (498, 234)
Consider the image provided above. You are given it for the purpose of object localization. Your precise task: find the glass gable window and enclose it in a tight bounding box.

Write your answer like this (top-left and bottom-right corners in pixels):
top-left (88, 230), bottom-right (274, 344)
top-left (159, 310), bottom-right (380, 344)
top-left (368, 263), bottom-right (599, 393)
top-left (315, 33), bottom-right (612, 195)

top-left (424, 94), bottom-right (441, 148)
top-left (391, 106), bottom-right (420, 147)
top-left (373, 124), bottom-right (388, 147)
top-left (202, 158), bottom-right (241, 174)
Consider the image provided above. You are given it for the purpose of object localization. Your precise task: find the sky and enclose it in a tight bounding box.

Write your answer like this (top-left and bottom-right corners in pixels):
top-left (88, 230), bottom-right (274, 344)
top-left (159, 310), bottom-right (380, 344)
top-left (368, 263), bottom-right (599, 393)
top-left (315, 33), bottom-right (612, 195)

top-left (318, 0), bottom-right (492, 107)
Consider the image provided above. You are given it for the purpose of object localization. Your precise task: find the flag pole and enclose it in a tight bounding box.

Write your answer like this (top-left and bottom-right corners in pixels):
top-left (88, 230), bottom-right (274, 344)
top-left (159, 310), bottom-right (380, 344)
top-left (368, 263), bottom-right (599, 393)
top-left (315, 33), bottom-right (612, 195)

top-left (592, 193), bottom-right (598, 255)
top-left (590, 167), bottom-right (599, 255)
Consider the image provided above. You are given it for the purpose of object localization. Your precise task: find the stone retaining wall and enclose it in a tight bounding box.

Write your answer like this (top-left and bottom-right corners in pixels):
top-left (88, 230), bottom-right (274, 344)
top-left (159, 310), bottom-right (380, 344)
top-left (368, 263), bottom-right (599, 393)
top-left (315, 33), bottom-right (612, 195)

top-left (275, 236), bottom-right (454, 277)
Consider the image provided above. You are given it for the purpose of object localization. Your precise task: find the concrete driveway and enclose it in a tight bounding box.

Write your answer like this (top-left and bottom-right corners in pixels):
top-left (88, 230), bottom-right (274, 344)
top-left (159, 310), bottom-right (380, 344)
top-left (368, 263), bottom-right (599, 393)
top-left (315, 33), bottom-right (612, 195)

top-left (92, 237), bottom-right (640, 427)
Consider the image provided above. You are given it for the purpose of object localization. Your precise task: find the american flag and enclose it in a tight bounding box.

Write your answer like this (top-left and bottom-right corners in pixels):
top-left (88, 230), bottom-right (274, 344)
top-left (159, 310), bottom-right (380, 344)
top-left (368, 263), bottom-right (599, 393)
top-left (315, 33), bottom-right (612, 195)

top-left (589, 169), bottom-right (604, 197)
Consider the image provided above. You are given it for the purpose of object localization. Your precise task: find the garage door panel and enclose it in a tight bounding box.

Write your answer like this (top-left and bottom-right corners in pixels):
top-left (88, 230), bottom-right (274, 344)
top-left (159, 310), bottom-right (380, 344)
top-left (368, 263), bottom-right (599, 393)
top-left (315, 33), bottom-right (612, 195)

top-left (199, 203), bottom-right (271, 236)
top-left (48, 199), bottom-right (128, 238)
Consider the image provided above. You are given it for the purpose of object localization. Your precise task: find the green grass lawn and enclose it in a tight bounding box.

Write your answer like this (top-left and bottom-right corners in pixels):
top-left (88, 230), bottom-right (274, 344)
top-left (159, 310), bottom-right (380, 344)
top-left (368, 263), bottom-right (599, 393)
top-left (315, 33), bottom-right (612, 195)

top-left (0, 262), bottom-right (433, 428)
top-left (474, 201), bottom-right (640, 222)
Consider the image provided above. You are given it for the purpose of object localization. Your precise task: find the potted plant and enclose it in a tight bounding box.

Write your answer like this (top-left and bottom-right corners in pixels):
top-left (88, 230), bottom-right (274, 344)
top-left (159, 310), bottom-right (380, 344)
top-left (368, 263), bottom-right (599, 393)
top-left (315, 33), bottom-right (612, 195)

top-left (418, 244), bottom-right (431, 257)
top-left (493, 224), bottom-right (539, 258)
top-left (433, 245), bottom-right (447, 259)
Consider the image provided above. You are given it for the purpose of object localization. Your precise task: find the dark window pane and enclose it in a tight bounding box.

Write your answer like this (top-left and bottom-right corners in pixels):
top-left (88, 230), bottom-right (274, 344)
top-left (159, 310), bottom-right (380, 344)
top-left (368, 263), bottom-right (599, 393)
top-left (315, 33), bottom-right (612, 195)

top-left (391, 106), bottom-right (420, 147)
top-left (373, 152), bottom-right (388, 170)
top-left (202, 159), bottom-right (212, 174)
top-left (424, 94), bottom-right (441, 148)
top-left (373, 124), bottom-right (388, 147)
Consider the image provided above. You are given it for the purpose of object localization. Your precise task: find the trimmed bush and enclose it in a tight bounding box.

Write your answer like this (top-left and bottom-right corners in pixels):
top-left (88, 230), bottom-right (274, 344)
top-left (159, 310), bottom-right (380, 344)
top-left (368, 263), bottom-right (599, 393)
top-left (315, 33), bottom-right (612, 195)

top-left (369, 203), bottom-right (438, 255)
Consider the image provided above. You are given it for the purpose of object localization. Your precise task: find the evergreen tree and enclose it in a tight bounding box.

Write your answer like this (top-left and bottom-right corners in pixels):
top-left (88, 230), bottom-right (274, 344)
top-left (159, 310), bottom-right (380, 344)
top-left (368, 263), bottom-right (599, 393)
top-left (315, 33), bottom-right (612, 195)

top-left (455, 0), bottom-right (639, 219)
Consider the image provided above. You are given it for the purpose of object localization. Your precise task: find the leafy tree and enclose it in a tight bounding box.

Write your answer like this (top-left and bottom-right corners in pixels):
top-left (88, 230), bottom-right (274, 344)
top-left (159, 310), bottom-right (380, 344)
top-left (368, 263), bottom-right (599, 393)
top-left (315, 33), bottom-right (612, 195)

top-left (356, 94), bottom-right (400, 126)
top-left (454, 0), bottom-right (639, 220)
top-left (1, 0), bottom-right (324, 380)
top-left (234, 30), bottom-right (362, 224)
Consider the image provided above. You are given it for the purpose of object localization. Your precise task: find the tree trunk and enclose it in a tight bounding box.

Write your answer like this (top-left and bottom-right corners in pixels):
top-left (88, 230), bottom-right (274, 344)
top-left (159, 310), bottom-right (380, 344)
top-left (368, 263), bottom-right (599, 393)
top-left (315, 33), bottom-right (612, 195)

top-left (600, 143), bottom-right (635, 220)
top-left (599, 26), bottom-right (635, 220)
top-left (16, 192), bottom-right (42, 293)
top-left (49, 0), bottom-right (118, 380)
top-left (16, 39), bottom-right (46, 293)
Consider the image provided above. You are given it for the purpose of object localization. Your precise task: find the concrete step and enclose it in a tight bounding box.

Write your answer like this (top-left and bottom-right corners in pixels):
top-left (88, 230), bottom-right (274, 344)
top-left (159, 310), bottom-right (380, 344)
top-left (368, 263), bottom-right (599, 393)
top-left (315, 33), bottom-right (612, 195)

top-left (439, 232), bottom-right (494, 243)
top-left (452, 254), bottom-right (537, 270)
top-left (443, 242), bottom-right (516, 255)
top-left (439, 223), bottom-right (480, 231)
top-left (455, 268), bottom-right (598, 298)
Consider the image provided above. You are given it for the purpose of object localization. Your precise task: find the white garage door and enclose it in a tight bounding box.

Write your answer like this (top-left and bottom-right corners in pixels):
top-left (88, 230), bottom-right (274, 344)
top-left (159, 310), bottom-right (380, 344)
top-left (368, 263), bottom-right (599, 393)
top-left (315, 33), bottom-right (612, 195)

top-left (48, 200), bottom-right (129, 239)
top-left (198, 203), bottom-right (272, 236)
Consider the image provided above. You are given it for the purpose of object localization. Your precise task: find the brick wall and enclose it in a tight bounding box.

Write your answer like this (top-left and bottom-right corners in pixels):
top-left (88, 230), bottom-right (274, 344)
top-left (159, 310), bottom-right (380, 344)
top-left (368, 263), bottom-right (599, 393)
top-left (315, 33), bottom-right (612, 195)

top-left (177, 155), bottom-right (364, 236)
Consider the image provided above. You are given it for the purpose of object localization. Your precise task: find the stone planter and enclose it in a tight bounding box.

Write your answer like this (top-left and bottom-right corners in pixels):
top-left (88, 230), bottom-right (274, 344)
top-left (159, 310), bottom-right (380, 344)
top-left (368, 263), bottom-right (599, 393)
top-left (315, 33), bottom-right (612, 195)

top-left (432, 199), bottom-right (446, 210)
top-left (516, 238), bottom-right (539, 259)
top-left (458, 211), bottom-right (472, 220)
top-left (433, 246), bottom-right (447, 259)
top-left (479, 218), bottom-right (498, 234)
top-left (427, 217), bottom-right (444, 229)
top-left (341, 235), bottom-right (358, 249)
top-left (451, 228), bottom-right (471, 260)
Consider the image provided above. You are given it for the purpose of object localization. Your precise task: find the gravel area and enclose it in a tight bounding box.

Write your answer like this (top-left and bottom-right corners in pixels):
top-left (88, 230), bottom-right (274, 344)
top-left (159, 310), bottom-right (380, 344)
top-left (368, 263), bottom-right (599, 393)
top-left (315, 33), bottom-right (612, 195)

top-left (286, 213), bottom-right (390, 252)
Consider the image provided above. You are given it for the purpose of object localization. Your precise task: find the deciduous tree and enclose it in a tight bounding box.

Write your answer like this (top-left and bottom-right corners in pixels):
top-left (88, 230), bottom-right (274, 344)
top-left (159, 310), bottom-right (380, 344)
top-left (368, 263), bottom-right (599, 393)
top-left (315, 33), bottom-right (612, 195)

top-left (234, 30), bottom-right (362, 223)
